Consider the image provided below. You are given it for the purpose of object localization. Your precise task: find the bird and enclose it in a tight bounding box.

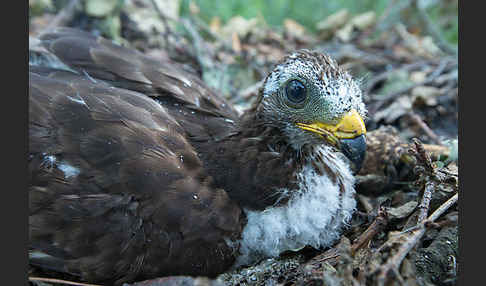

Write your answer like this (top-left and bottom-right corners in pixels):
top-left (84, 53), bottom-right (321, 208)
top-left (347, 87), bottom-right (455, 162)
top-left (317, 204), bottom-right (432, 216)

top-left (29, 28), bottom-right (367, 285)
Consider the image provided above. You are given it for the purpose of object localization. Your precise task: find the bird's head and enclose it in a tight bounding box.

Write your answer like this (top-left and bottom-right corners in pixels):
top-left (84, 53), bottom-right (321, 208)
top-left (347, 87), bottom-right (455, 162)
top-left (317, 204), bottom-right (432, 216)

top-left (256, 50), bottom-right (367, 171)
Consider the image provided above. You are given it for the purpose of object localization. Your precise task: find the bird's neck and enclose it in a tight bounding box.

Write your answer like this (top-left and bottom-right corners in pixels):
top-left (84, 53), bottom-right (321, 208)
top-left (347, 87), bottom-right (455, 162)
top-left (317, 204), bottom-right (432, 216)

top-left (222, 110), bottom-right (358, 266)
top-left (234, 143), bottom-right (357, 266)
top-left (196, 110), bottom-right (311, 210)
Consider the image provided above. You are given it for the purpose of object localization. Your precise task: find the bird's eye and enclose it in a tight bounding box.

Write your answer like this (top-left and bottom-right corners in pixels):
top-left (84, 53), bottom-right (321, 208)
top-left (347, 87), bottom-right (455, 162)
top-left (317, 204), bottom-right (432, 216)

top-left (285, 79), bottom-right (307, 105)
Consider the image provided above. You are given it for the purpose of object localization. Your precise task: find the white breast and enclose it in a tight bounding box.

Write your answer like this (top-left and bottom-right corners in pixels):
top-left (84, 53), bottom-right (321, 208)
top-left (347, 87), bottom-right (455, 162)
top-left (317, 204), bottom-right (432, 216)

top-left (234, 146), bottom-right (356, 267)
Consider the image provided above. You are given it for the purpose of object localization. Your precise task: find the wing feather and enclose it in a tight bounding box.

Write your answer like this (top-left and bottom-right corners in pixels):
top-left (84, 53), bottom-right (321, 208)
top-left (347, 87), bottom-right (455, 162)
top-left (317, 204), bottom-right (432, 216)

top-left (39, 28), bottom-right (237, 118)
top-left (29, 68), bottom-right (243, 284)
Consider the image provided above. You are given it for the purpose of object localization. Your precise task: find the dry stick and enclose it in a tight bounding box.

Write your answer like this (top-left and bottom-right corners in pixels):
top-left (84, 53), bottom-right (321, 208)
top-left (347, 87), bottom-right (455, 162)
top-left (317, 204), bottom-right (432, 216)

top-left (351, 206), bottom-right (388, 255)
top-left (412, 0), bottom-right (458, 56)
top-left (330, 44), bottom-right (390, 67)
top-left (416, 181), bottom-right (436, 222)
top-left (149, 0), bottom-right (188, 47)
top-left (357, 194), bottom-right (374, 214)
top-left (408, 112), bottom-right (443, 145)
top-left (426, 193), bottom-right (458, 222)
top-left (364, 61), bottom-right (429, 94)
top-left (38, 0), bottom-right (80, 35)
top-left (413, 138), bottom-right (436, 222)
top-left (411, 138), bottom-right (434, 171)
top-left (150, 0), bottom-right (171, 45)
top-left (373, 57), bottom-right (453, 111)
top-left (191, 16), bottom-right (227, 43)
top-left (180, 18), bottom-right (215, 69)
top-left (180, 18), bottom-right (230, 93)
top-left (29, 276), bottom-right (102, 286)
top-left (376, 193), bottom-right (458, 285)
top-left (422, 144), bottom-right (450, 161)
top-left (372, 0), bottom-right (413, 37)
top-left (306, 206), bottom-right (389, 270)
top-left (303, 246), bottom-right (341, 270)
top-left (429, 57), bottom-right (456, 79)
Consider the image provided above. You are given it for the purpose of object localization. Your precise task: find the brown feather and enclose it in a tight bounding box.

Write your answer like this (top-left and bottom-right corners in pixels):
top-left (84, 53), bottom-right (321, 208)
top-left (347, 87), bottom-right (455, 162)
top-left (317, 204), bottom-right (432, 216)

top-left (29, 64), bottom-right (244, 284)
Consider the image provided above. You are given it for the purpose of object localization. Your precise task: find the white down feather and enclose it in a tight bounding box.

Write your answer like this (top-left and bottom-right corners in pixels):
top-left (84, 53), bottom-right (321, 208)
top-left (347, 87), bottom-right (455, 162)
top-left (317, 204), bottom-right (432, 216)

top-left (235, 145), bottom-right (356, 267)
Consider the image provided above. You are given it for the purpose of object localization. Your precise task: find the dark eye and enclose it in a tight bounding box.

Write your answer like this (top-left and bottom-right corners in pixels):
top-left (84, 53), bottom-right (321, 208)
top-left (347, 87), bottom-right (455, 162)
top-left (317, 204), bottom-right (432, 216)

top-left (285, 79), bottom-right (307, 104)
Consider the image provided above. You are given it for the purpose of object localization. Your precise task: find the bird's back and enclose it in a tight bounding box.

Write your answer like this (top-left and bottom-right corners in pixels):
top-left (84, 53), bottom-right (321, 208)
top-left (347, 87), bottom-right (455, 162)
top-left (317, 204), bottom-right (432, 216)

top-left (29, 28), bottom-right (245, 284)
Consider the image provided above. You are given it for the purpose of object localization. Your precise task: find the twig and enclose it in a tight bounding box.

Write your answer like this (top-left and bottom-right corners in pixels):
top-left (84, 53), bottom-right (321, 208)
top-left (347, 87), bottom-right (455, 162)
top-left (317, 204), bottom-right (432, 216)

top-left (410, 138), bottom-right (434, 172)
top-left (372, 57), bottom-right (453, 110)
top-left (372, 0), bottom-right (413, 38)
top-left (428, 57), bottom-right (453, 79)
top-left (29, 276), bottom-right (103, 286)
top-left (150, 0), bottom-right (171, 45)
top-left (375, 193), bottom-right (458, 286)
top-left (300, 247), bottom-right (341, 269)
top-left (411, 138), bottom-right (437, 222)
top-left (149, 0), bottom-right (190, 47)
top-left (364, 61), bottom-right (429, 94)
top-left (180, 18), bottom-right (215, 69)
top-left (357, 194), bottom-right (374, 214)
top-left (399, 213), bottom-right (457, 234)
top-left (413, 0), bottom-right (458, 56)
top-left (427, 193), bottom-right (458, 222)
top-left (351, 206), bottom-right (388, 255)
top-left (408, 112), bottom-right (442, 145)
top-left (180, 18), bottom-right (232, 93)
top-left (416, 181), bottom-right (435, 223)
top-left (326, 44), bottom-right (390, 67)
top-left (422, 144), bottom-right (450, 160)
top-left (191, 16), bottom-right (227, 44)
top-left (38, 0), bottom-right (79, 35)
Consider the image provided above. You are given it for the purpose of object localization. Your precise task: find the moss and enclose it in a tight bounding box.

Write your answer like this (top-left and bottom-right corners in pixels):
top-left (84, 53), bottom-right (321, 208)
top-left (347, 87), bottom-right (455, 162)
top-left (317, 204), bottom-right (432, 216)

top-left (414, 226), bottom-right (458, 285)
top-left (218, 254), bottom-right (306, 285)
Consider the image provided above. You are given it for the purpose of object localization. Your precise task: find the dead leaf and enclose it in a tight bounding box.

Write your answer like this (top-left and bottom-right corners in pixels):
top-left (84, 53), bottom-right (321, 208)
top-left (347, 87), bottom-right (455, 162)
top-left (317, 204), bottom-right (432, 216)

top-left (220, 16), bottom-right (259, 39)
top-left (350, 11), bottom-right (376, 30)
top-left (284, 18), bottom-right (307, 38)
top-left (316, 9), bottom-right (350, 33)
top-left (374, 96), bottom-right (413, 123)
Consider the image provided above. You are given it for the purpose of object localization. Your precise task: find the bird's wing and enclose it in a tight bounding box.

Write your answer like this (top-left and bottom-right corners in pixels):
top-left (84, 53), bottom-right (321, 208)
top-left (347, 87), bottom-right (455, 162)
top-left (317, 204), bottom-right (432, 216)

top-left (29, 67), bottom-right (244, 284)
top-left (38, 28), bottom-right (237, 118)
top-left (36, 27), bottom-right (241, 146)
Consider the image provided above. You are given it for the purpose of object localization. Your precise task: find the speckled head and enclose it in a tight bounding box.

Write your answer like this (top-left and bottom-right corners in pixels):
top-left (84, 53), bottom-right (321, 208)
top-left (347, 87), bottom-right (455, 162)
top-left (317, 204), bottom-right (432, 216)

top-left (255, 50), bottom-right (367, 169)
top-left (260, 49), bottom-right (366, 119)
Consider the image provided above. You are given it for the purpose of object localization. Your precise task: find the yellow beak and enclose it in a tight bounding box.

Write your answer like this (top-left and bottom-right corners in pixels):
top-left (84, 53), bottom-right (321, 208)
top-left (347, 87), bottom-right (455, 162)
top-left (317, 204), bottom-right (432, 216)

top-left (296, 109), bottom-right (366, 145)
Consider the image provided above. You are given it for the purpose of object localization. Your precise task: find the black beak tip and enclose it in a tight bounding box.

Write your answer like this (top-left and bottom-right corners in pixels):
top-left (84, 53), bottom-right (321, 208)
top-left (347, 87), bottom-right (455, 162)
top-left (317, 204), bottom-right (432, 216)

top-left (340, 134), bottom-right (366, 174)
